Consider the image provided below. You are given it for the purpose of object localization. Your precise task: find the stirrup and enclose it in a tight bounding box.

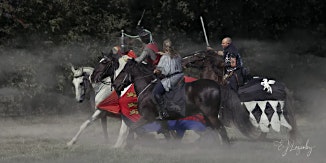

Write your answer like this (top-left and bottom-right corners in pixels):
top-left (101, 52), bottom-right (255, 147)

top-left (156, 115), bottom-right (164, 120)
top-left (156, 111), bottom-right (169, 120)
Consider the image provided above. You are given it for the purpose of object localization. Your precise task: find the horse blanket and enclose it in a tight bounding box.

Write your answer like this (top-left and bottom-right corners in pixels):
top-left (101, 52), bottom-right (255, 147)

top-left (238, 77), bottom-right (292, 132)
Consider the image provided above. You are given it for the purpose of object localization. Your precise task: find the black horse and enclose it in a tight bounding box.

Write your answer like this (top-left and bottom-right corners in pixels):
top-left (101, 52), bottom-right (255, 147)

top-left (183, 50), bottom-right (300, 141)
top-left (111, 58), bottom-right (237, 145)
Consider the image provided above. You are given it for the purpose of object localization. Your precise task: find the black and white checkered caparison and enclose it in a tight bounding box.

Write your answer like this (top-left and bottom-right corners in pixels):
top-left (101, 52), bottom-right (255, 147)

top-left (242, 100), bottom-right (292, 132)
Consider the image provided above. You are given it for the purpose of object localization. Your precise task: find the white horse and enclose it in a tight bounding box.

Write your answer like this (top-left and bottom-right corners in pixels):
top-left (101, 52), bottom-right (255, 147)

top-left (68, 56), bottom-right (131, 148)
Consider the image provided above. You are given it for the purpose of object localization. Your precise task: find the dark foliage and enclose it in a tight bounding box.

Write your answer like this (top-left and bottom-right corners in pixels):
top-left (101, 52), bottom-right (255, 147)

top-left (1, 0), bottom-right (325, 44)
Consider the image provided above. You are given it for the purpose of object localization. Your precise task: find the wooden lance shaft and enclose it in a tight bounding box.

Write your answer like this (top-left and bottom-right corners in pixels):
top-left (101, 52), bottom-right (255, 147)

top-left (200, 16), bottom-right (210, 47)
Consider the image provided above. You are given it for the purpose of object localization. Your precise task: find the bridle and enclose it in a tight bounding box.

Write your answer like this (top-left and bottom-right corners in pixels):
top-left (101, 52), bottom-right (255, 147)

top-left (74, 71), bottom-right (89, 100)
top-left (99, 59), bottom-right (115, 86)
top-left (96, 57), bottom-right (120, 92)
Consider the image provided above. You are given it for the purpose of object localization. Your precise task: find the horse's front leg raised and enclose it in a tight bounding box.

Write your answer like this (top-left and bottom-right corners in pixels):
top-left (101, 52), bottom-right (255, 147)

top-left (67, 109), bottom-right (104, 146)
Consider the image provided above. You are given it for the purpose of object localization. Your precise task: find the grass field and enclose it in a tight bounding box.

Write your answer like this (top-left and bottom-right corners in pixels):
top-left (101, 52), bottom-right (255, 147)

top-left (0, 111), bottom-right (324, 163)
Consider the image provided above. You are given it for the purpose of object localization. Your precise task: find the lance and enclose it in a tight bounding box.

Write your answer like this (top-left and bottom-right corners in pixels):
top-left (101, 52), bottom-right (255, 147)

top-left (200, 16), bottom-right (210, 47)
top-left (137, 9), bottom-right (146, 26)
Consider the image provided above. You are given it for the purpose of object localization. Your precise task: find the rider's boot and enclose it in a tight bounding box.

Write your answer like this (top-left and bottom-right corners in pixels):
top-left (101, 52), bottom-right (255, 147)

top-left (153, 94), bottom-right (169, 120)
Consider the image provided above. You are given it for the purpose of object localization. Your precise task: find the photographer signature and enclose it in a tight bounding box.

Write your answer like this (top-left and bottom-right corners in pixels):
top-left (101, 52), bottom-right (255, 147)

top-left (273, 139), bottom-right (315, 157)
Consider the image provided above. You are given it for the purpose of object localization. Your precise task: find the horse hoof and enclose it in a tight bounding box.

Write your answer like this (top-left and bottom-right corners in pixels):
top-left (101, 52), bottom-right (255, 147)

top-left (66, 141), bottom-right (75, 147)
top-left (112, 145), bottom-right (122, 149)
top-left (258, 133), bottom-right (268, 140)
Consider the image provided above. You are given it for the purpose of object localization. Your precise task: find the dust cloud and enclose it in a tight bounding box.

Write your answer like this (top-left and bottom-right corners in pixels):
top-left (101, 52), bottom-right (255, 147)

top-left (0, 34), bottom-right (325, 162)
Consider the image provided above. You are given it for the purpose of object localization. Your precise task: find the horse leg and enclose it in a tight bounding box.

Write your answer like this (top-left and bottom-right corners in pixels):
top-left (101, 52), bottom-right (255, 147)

top-left (100, 115), bottom-right (108, 142)
top-left (113, 119), bottom-right (130, 148)
top-left (67, 109), bottom-right (103, 146)
top-left (158, 120), bottom-right (172, 139)
top-left (283, 91), bottom-right (302, 142)
top-left (206, 115), bottom-right (230, 145)
top-left (284, 108), bottom-right (299, 141)
top-left (127, 117), bottom-right (149, 147)
top-left (258, 132), bottom-right (268, 140)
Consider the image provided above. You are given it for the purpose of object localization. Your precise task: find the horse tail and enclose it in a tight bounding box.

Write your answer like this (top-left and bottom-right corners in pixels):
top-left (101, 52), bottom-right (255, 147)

top-left (284, 87), bottom-right (301, 141)
top-left (221, 88), bottom-right (256, 138)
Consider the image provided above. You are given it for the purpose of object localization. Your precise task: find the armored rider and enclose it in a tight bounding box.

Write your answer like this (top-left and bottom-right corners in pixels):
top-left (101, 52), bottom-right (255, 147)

top-left (208, 37), bottom-right (246, 91)
top-left (134, 28), bottom-right (160, 67)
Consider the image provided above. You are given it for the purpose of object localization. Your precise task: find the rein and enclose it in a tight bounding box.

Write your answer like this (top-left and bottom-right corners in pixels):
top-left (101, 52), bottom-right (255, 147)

top-left (182, 50), bottom-right (206, 60)
top-left (137, 79), bottom-right (156, 98)
top-left (99, 60), bottom-right (114, 85)
top-left (182, 51), bottom-right (207, 68)
top-left (183, 51), bottom-right (227, 84)
top-left (119, 69), bottom-right (155, 99)
top-left (101, 80), bottom-right (112, 85)
top-left (98, 59), bottom-right (117, 91)
top-left (136, 75), bottom-right (158, 98)
top-left (134, 73), bottom-right (155, 81)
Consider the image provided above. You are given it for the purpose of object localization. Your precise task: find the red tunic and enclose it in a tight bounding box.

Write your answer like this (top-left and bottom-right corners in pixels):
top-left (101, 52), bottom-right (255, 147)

top-left (145, 43), bottom-right (161, 65)
top-left (126, 50), bottom-right (137, 58)
top-left (118, 85), bottom-right (140, 122)
top-left (96, 91), bottom-right (120, 114)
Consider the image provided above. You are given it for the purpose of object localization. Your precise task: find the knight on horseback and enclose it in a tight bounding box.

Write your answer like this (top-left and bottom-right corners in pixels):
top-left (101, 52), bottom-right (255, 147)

top-left (153, 39), bottom-right (184, 120)
top-left (134, 28), bottom-right (160, 66)
top-left (208, 37), bottom-right (248, 91)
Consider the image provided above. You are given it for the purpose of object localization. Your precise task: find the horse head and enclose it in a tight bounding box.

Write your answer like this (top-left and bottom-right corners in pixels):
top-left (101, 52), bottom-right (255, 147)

top-left (183, 50), bottom-right (226, 85)
top-left (182, 50), bottom-right (207, 68)
top-left (113, 59), bottom-right (135, 92)
top-left (90, 51), bottom-right (120, 83)
top-left (71, 66), bottom-right (94, 102)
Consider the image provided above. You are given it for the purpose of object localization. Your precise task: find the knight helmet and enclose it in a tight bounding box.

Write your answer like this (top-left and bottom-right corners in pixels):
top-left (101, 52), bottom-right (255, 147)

top-left (138, 28), bottom-right (152, 44)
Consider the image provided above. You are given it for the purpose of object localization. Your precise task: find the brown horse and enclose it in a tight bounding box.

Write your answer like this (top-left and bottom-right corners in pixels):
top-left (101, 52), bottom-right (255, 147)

top-left (183, 50), bottom-right (226, 85)
top-left (183, 50), bottom-right (300, 141)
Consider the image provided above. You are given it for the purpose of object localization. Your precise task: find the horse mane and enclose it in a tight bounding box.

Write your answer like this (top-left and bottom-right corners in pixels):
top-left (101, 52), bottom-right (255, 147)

top-left (72, 67), bottom-right (94, 77)
top-left (183, 50), bottom-right (225, 78)
top-left (126, 59), bottom-right (154, 75)
top-left (208, 52), bottom-right (225, 76)
top-left (91, 52), bottom-right (123, 83)
top-left (140, 62), bottom-right (155, 74)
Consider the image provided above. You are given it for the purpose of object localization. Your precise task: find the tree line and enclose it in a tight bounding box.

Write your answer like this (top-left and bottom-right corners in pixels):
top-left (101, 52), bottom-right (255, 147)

top-left (1, 0), bottom-right (325, 45)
